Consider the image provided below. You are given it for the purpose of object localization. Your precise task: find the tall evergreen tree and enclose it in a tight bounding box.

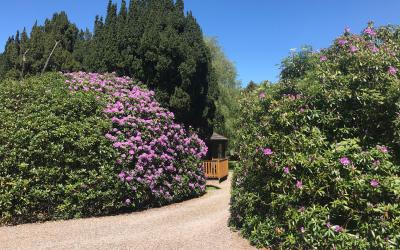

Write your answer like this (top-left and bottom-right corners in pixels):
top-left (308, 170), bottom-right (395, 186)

top-left (72, 28), bottom-right (92, 71)
top-left (3, 36), bottom-right (19, 78)
top-left (0, 53), bottom-right (5, 79)
top-left (0, 0), bottom-right (217, 137)
top-left (119, 0), bottom-right (127, 21)
top-left (28, 21), bottom-right (46, 74)
top-left (175, 0), bottom-right (184, 13)
top-left (85, 0), bottom-right (216, 136)
top-left (105, 0), bottom-right (117, 25)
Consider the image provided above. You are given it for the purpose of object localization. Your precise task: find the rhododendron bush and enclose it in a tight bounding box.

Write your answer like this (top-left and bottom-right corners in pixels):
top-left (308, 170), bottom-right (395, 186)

top-left (230, 24), bottom-right (400, 249)
top-left (0, 72), bottom-right (206, 225)
top-left (64, 72), bottom-right (207, 203)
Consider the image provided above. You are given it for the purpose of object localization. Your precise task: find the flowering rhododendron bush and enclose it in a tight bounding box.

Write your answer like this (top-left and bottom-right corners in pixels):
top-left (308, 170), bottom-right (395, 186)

top-left (0, 72), bottom-right (206, 225)
top-left (230, 24), bottom-right (400, 249)
top-left (64, 72), bottom-right (207, 203)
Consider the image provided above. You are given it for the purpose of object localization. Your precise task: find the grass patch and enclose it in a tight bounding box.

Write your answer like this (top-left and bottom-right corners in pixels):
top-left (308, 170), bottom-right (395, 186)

top-left (206, 185), bottom-right (221, 191)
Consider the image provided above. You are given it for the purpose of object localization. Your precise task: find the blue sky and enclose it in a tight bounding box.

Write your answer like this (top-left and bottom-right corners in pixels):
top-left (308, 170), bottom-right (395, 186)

top-left (1, 1), bottom-right (400, 85)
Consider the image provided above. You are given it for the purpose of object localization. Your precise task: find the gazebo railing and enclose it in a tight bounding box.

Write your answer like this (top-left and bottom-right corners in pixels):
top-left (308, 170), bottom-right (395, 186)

top-left (203, 158), bottom-right (228, 180)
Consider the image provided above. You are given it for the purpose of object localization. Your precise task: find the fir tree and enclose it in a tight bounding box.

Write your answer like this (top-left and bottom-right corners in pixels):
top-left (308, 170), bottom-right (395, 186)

top-left (0, 54), bottom-right (5, 79)
top-left (175, 0), bottom-right (184, 13)
top-left (119, 0), bottom-right (127, 21)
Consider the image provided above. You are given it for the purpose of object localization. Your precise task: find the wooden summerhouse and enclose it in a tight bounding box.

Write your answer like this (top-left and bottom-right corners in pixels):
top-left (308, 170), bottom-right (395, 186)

top-left (203, 132), bottom-right (229, 181)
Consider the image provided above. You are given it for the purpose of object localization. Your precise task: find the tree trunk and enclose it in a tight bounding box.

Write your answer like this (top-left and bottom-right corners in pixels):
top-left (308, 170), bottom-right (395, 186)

top-left (41, 41), bottom-right (60, 75)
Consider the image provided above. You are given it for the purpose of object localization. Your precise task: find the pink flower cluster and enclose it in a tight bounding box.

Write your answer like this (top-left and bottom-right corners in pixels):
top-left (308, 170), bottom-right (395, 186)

top-left (339, 157), bottom-right (351, 166)
top-left (364, 27), bottom-right (377, 37)
top-left (377, 145), bottom-right (389, 153)
top-left (64, 72), bottom-right (207, 203)
top-left (326, 222), bottom-right (344, 233)
top-left (263, 148), bottom-right (273, 156)
top-left (388, 66), bottom-right (398, 76)
top-left (370, 179), bottom-right (379, 188)
top-left (283, 93), bottom-right (303, 100)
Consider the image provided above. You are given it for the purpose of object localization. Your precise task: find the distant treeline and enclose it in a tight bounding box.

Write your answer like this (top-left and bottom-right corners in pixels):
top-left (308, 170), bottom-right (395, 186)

top-left (0, 0), bottom-right (217, 137)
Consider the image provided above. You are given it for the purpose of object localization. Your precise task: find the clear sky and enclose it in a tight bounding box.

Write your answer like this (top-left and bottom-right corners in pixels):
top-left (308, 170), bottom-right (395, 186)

top-left (1, 1), bottom-right (400, 85)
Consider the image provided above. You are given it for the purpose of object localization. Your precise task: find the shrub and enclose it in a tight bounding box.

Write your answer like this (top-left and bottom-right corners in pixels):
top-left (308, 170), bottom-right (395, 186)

top-left (230, 24), bottom-right (400, 249)
top-left (64, 72), bottom-right (207, 205)
top-left (0, 72), bottom-right (207, 225)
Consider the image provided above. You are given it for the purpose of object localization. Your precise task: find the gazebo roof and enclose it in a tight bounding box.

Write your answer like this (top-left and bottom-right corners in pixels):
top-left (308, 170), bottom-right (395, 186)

top-left (210, 132), bottom-right (228, 141)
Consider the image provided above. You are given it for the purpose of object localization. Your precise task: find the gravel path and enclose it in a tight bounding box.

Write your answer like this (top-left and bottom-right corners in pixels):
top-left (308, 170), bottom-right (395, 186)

top-left (0, 175), bottom-right (255, 250)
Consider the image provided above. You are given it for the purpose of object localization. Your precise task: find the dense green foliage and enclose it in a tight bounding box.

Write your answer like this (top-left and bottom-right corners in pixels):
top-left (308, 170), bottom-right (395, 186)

top-left (0, 0), bottom-right (216, 137)
top-left (280, 45), bottom-right (314, 82)
top-left (205, 37), bottom-right (240, 153)
top-left (230, 24), bottom-right (400, 249)
top-left (0, 74), bottom-right (122, 224)
top-left (0, 73), bottom-right (206, 225)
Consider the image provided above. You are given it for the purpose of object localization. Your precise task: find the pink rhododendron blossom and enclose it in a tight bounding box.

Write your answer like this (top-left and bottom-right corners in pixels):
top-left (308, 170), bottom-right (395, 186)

top-left (105, 133), bottom-right (117, 141)
top-left (370, 45), bottom-right (379, 53)
top-left (259, 92), bottom-right (266, 99)
top-left (338, 39), bottom-right (348, 46)
top-left (320, 56), bottom-right (327, 62)
top-left (370, 179), bottom-right (379, 188)
top-left (296, 180), bottom-right (303, 189)
top-left (364, 27), bottom-right (377, 36)
top-left (334, 225), bottom-right (343, 233)
top-left (339, 157), bottom-right (351, 166)
top-left (388, 66), bottom-right (398, 75)
top-left (350, 46), bottom-right (359, 53)
top-left (283, 167), bottom-right (290, 174)
top-left (118, 172), bottom-right (126, 181)
top-left (263, 148), bottom-right (273, 156)
top-left (377, 145), bottom-right (388, 153)
top-left (300, 227), bottom-right (305, 233)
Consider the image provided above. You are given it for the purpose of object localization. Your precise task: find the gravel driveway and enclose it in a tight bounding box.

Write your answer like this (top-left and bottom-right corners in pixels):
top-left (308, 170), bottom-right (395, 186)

top-left (0, 174), bottom-right (255, 250)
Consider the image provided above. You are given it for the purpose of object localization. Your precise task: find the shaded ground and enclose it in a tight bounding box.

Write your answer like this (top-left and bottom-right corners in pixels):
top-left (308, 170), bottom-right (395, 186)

top-left (0, 174), bottom-right (254, 250)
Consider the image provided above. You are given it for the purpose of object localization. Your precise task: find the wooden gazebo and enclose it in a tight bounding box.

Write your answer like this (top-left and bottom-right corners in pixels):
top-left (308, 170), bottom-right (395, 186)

top-left (203, 132), bottom-right (229, 181)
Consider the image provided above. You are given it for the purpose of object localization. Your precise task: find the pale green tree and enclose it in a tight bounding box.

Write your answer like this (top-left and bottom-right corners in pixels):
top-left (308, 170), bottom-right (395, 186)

top-left (204, 37), bottom-right (240, 154)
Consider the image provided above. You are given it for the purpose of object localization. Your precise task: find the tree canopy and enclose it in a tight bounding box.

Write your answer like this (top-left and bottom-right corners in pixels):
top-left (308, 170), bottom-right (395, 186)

top-left (204, 37), bottom-right (240, 152)
top-left (0, 0), bottom-right (217, 137)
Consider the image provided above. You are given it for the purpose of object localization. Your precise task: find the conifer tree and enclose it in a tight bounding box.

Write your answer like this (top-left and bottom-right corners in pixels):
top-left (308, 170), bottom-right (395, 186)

top-left (0, 54), bottom-right (5, 79)
top-left (175, 0), bottom-right (184, 13)
top-left (0, 0), bottom-right (217, 137)
top-left (28, 21), bottom-right (46, 73)
top-left (119, 0), bottom-right (127, 21)
top-left (105, 0), bottom-right (117, 25)
top-left (3, 36), bottom-right (19, 78)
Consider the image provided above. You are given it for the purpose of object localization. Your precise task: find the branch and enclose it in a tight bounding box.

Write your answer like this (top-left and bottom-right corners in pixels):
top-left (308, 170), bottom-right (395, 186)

top-left (21, 49), bottom-right (30, 80)
top-left (41, 41), bottom-right (60, 75)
